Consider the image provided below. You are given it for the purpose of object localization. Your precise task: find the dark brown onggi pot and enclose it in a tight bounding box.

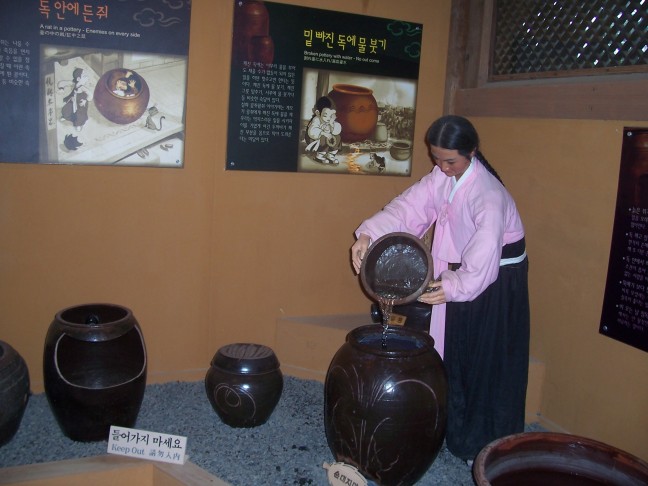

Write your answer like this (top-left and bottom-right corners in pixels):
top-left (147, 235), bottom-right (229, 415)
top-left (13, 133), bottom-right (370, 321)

top-left (205, 343), bottom-right (283, 428)
top-left (473, 432), bottom-right (648, 486)
top-left (328, 84), bottom-right (378, 143)
top-left (93, 69), bottom-right (150, 125)
top-left (360, 232), bottom-right (433, 306)
top-left (324, 324), bottom-right (447, 486)
top-left (0, 341), bottom-right (30, 447)
top-left (43, 303), bottom-right (147, 442)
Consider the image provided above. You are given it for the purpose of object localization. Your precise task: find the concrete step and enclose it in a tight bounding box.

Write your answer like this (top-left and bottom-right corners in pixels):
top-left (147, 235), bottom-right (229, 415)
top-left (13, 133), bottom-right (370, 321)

top-left (274, 314), bottom-right (371, 382)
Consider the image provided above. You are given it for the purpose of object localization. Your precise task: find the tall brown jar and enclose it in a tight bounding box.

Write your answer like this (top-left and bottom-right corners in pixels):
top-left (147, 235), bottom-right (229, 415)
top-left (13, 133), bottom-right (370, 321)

top-left (43, 303), bottom-right (147, 442)
top-left (324, 324), bottom-right (447, 486)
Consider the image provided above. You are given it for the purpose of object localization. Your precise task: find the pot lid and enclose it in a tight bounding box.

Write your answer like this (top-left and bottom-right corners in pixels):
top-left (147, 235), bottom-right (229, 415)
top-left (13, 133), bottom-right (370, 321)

top-left (211, 343), bottom-right (280, 374)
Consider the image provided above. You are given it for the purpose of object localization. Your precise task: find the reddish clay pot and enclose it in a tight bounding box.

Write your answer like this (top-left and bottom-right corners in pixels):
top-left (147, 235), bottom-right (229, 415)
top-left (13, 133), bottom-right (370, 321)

top-left (93, 69), bottom-right (150, 125)
top-left (325, 324), bottom-right (447, 486)
top-left (328, 84), bottom-right (378, 143)
top-left (0, 341), bottom-right (30, 447)
top-left (43, 303), bottom-right (147, 441)
top-left (473, 432), bottom-right (648, 486)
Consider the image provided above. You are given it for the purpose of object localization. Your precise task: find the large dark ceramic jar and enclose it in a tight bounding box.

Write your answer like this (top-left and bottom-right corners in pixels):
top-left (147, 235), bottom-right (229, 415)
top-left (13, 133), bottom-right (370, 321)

top-left (325, 324), bottom-right (447, 486)
top-left (328, 84), bottom-right (378, 143)
top-left (0, 341), bottom-right (30, 447)
top-left (474, 432), bottom-right (648, 486)
top-left (43, 303), bottom-right (147, 442)
top-left (205, 343), bottom-right (283, 428)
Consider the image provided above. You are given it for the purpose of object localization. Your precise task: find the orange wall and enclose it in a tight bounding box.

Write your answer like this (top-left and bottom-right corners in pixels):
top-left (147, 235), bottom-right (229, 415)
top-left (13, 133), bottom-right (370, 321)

top-left (473, 118), bottom-right (648, 461)
top-left (0, 1), bottom-right (449, 388)
top-left (1, 0), bottom-right (647, 464)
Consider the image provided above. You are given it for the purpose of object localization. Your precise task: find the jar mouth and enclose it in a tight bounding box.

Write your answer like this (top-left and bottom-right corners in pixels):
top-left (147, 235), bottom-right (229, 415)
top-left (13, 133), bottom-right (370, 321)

top-left (392, 141), bottom-right (412, 149)
top-left (331, 83), bottom-right (373, 95)
top-left (349, 324), bottom-right (435, 356)
top-left (58, 303), bottom-right (130, 325)
top-left (53, 303), bottom-right (135, 342)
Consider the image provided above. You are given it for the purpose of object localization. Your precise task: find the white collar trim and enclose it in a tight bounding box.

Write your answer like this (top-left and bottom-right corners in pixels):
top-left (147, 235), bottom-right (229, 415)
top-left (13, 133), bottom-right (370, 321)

top-left (448, 158), bottom-right (474, 203)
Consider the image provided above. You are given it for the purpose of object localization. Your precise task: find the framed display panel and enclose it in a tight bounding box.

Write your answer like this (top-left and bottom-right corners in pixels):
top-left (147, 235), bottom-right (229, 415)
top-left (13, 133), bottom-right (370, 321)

top-left (0, 1), bottom-right (191, 167)
top-left (600, 128), bottom-right (648, 353)
top-left (226, 1), bottom-right (423, 176)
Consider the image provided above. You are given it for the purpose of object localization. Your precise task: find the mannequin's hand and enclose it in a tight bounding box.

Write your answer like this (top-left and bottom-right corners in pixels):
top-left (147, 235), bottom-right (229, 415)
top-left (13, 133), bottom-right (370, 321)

top-left (351, 234), bottom-right (371, 274)
top-left (418, 279), bottom-right (446, 305)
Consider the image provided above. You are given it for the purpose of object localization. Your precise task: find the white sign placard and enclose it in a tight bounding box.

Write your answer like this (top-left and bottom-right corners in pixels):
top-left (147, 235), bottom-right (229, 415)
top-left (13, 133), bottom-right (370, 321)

top-left (108, 425), bottom-right (187, 465)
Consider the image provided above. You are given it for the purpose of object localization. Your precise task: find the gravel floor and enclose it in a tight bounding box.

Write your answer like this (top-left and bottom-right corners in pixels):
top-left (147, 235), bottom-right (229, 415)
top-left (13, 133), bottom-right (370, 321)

top-left (1, 376), bottom-right (528, 485)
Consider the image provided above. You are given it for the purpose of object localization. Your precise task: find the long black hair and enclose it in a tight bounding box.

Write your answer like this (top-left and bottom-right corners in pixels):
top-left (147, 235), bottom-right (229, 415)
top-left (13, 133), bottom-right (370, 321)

top-left (426, 115), bottom-right (503, 185)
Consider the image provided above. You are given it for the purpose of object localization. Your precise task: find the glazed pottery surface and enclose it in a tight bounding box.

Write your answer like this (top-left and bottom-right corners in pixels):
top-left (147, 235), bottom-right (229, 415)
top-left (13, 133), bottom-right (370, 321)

top-left (324, 324), bottom-right (447, 486)
top-left (93, 69), bottom-right (150, 125)
top-left (0, 341), bottom-right (30, 447)
top-left (328, 84), bottom-right (378, 143)
top-left (360, 232), bottom-right (433, 306)
top-left (473, 432), bottom-right (648, 486)
top-left (205, 343), bottom-right (283, 428)
top-left (43, 303), bottom-right (147, 442)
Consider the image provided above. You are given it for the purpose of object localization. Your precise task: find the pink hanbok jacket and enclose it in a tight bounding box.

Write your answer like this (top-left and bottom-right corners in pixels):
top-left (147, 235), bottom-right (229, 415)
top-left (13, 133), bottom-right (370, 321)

top-left (356, 159), bottom-right (525, 357)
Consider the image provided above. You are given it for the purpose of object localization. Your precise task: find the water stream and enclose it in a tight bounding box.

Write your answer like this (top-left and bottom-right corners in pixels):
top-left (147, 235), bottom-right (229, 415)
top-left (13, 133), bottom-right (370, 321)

top-left (377, 295), bottom-right (397, 348)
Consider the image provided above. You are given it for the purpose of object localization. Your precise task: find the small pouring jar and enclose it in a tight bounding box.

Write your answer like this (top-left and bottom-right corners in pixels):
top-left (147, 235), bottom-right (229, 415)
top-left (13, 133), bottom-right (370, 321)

top-left (360, 232), bottom-right (433, 305)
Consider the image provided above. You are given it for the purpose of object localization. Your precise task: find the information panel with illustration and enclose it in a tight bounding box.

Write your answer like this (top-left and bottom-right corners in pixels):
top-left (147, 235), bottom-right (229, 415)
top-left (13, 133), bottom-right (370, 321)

top-left (0, 1), bottom-right (191, 168)
top-left (226, 1), bottom-right (423, 176)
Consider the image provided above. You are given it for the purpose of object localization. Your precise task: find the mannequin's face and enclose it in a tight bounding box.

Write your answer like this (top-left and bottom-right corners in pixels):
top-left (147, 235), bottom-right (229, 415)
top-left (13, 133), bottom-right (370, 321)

top-left (429, 145), bottom-right (473, 180)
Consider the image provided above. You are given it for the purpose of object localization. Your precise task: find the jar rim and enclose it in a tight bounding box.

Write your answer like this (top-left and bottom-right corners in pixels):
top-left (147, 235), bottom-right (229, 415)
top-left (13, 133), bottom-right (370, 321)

top-left (331, 83), bottom-right (374, 95)
top-left (348, 324), bottom-right (435, 357)
top-left (51, 303), bottom-right (135, 342)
